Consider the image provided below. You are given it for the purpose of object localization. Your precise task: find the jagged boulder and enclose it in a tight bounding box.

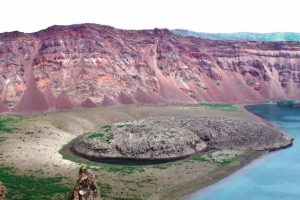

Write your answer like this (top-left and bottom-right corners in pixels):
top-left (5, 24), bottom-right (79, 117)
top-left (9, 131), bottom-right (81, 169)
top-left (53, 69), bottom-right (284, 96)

top-left (0, 181), bottom-right (7, 200)
top-left (69, 165), bottom-right (101, 200)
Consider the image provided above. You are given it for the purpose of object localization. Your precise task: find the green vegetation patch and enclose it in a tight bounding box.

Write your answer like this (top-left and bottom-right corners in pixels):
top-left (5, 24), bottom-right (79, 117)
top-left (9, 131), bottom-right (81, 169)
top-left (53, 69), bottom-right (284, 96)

top-left (276, 100), bottom-right (294, 107)
top-left (152, 163), bottom-right (171, 170)
top-left (191, 155), bottom-right (211, 162)
top-left (198, 103), bottom-right (239, 112)
top-left (98, 183), bottom-right (112, 198)
top-left (191, 153), bottom-right (239, 167)
top-left (101, 125), bottom-right (112, 132)
top-left (0, 116), bottom-right (22, 133)
top-left (87, 125), bottom-right (113, 142)
top-left (101, 165), bottom-right (145, 175)
top-left (87, 132), bottom-right (114, 142)
top-left (216, 159), bottom-right (235, 167)
top-left (90, 165), bottom-right (145, 175)
top-left (115, 123), bottom-right (132, 128)
top-left (0, 165), bottom-right (70, 200)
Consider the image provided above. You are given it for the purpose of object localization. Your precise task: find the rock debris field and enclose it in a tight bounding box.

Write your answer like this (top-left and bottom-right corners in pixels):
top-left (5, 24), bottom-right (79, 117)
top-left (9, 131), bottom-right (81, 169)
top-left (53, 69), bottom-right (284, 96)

top-left (71, 117), bottom-right (293, 161)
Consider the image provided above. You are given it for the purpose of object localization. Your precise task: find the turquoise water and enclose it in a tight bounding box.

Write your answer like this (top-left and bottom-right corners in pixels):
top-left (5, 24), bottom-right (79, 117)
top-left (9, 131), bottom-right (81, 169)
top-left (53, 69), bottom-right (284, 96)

top-left (186, 104), bottom-right (300, 200)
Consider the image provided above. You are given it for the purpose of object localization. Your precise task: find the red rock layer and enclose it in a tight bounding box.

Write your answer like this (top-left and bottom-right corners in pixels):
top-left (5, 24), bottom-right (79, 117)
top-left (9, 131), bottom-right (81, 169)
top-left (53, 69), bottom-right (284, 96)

top-left (43, 85), bottom-right (56, 108)
top-left (81, 98), bottom-right (97, 108)
top-left (0, 101), bottom-right (9, 113)
top-left (117, 92), bottom-right (135, 104)
top-left (101, 95), bottom-right (118, 107)
top-left (0, 24), bottom-right (300, 114)
top-left (55, 92), bottom-right (74, 110)
top-left (134, 88), bottom-right (158, 104)
top-left (12, 79), bottom-right (49, 114)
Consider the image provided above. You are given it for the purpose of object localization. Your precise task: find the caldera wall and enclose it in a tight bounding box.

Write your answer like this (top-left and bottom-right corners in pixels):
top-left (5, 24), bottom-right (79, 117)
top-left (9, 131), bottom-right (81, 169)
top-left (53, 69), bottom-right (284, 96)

top-left (0, 24), bottom-right (300, 114)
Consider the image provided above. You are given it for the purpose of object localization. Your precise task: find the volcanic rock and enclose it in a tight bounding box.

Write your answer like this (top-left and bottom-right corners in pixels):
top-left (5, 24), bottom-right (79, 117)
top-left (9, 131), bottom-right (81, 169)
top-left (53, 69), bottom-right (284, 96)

top-left (117, 92), bottom-right (135, 104)
top-left (12, 79), bottom-right (49, 114)
top-left (55, 92), bottom-right (74, 110)
top-left (101, 95), bottom-right (118, 107)
top-left (0, 181), bottom-right (7, 200)
top-left (134, 88), bottom-right (159, 104)
top-left (81, 98), bottom-right (97, 108)
top-left (1, 24), bottom-right (300, 114)
top-left (71, 117), bottom-right (293, 161)
top-left (43, 85), bottom-right (56, 108)
top-left (69, 165), bottom-right (101, 200)
top-left (0, 101), bottom-right (8, 113)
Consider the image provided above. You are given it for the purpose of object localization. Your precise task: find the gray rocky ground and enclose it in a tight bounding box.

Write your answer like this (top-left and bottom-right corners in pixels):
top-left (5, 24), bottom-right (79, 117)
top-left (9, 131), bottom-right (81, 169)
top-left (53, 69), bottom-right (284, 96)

top-left (71, 117), bottom-right (293, 161)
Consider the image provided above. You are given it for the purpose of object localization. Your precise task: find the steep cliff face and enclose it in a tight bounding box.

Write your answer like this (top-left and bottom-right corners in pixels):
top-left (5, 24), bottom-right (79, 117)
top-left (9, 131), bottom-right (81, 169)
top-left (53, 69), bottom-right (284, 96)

top-left (0, 24), bottom-right (300, 114)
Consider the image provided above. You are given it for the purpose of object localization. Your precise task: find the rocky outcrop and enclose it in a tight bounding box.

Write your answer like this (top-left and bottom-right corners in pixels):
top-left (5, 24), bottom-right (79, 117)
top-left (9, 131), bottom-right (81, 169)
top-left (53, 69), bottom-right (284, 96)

top-left (81, 98), bottom-right (97, 108)
top-left (0, 181), bottom-right (7, 200)
top-left (101, 95), bottom-right (118, 107)
top-left (71, 117), bottom-right (293, 161)
top-left (185, 118), bottom-right (293, 151)
top-left (55, 92), bottom-right (74, 110)
top-left (134, 88), bottom-right (159, 104)
top-left (12, 78), bottom-right (49, 114)
top-left (43, 85), bottom-right (56, 109)
top-left (117, 92), bottom-right (135, 104)
top-left (0, 101), bottom-right (8, 113)
top-left (69, 165), bottom-right (101, 200)
top-left (1, 24), bottom-right (300, 114)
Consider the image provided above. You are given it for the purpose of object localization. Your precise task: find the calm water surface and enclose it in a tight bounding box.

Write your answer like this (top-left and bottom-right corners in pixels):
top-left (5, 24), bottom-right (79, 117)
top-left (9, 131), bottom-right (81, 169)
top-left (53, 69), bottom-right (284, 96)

top-left (186, 104), bottom-right (300, 200)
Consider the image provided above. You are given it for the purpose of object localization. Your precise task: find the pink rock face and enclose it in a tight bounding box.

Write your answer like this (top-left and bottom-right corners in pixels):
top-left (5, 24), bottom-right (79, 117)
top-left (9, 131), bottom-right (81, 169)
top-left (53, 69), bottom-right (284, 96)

top-left (0, 101), bottom-right (9, 113)
top-left (134, 88), bottom-right (158, 104)
top-left (81, 98), bottom-right (97, 108)
top-left (55, 92), bottom-right (74, 110)
top-left (117, 92), bottom-right (135, 104)
top-left (101, 95), bottom-right (118, 107)
top-left (12, 80), bottom-right (49, 114)
top-left (0, 23), bottom-right (300, 114)
top-left (43, 85), bottom-right (56, 108)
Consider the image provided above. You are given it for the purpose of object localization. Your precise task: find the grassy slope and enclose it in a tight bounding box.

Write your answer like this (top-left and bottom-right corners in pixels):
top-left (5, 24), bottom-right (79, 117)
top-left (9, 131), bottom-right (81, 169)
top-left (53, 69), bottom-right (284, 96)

top-left (0, 166), bottom-right (70, 200)
top-left (0, 116), bottom-right (23, 133)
